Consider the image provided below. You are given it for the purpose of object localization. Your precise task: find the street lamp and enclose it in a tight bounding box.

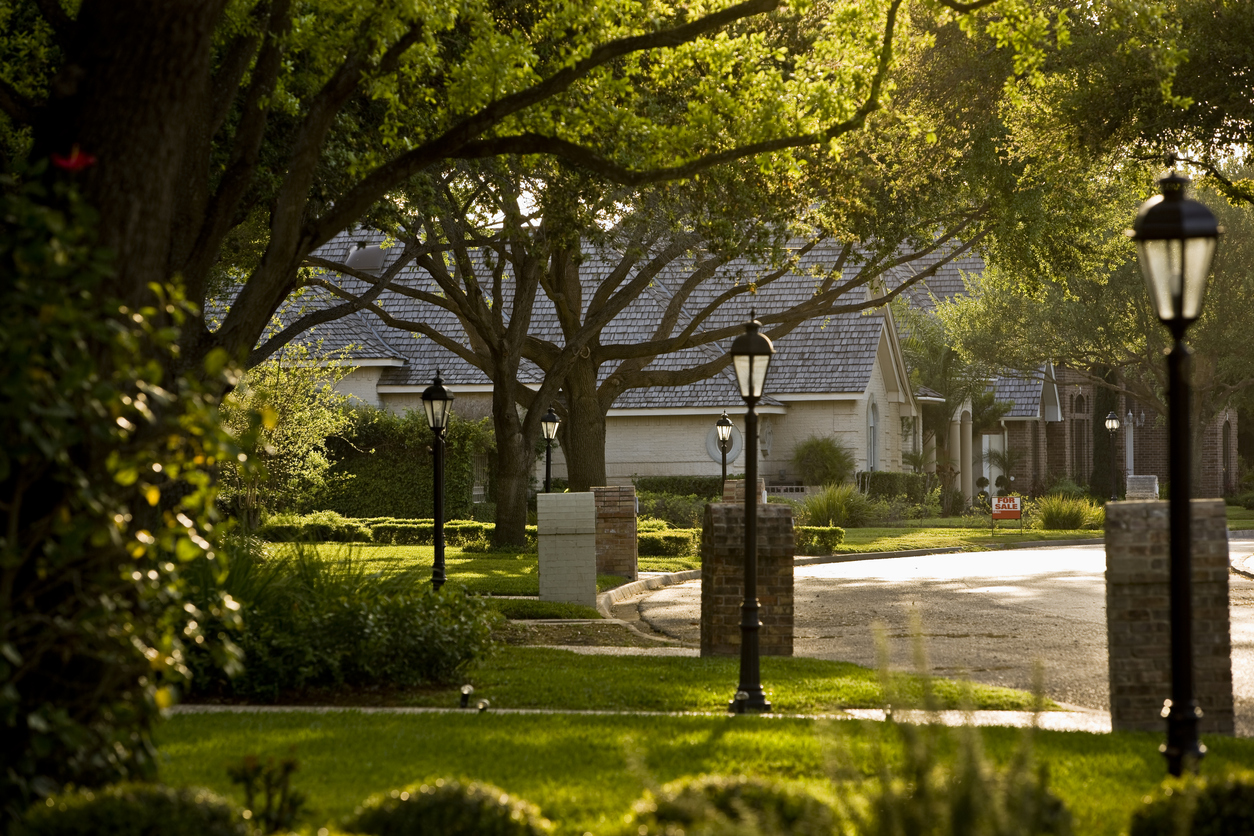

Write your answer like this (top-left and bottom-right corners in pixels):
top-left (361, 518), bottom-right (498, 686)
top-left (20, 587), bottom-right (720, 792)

top-left (716, 411), bottom-right (734, 491)
top-left (422, 370), bottom-right (455, 591)
top-left (728, 311), bottom-right (775, 713)
top-left (541, 406), bottom-right (560, 493)
top-left (1128, 163), bottom-right (1221, 776)
top-left (1105, 412), bottom-right (1121, 502)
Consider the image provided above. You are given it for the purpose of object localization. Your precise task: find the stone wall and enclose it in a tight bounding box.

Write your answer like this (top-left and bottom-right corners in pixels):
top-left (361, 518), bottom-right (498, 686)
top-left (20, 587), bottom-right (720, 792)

top-left (699, 501), bottom-right (794, 657)
top-left (537, 492), bottom-right (597, 608)
top-left (592, 486), bottom-right (637, 581)
top-left (721, 478), bottom-right (767, 503)
top-left (1104, 499), bottom-right (1233, 735)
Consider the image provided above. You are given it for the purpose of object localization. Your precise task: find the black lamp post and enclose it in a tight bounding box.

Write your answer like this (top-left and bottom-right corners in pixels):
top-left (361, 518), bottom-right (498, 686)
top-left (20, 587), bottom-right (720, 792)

top-left (541, 406), bottom-right (560, 493)
top-left (1128, 164), bottom-right (1221, 776)
top-left (716, 411), bottom-right (734, 491)
top-left (422, 370), bottom-right (454, 591)
top-left (1105, 412), bottom-right (1121, 502)
top-left (728, 312), bottom-right (775, 713)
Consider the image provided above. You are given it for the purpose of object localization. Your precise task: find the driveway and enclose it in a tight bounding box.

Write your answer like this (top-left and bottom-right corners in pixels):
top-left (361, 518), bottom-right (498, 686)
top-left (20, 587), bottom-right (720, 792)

top-left (631, 543), bottom-right (1254, 734)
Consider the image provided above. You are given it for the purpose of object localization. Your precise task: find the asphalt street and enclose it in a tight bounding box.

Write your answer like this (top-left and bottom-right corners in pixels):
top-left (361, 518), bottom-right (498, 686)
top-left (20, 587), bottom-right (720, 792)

top-left (629, 542), bottom-right (1254, 734)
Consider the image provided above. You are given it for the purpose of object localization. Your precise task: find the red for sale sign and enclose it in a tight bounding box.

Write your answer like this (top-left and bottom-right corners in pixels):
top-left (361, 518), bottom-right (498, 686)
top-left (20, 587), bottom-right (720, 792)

top-left (992, 496), bottom-right (1022, 520)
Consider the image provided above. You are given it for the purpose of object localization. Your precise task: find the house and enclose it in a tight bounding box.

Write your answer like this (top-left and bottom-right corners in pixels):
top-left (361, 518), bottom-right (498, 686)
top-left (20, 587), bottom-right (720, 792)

top-left (277, 231), bottom-right (948, 495)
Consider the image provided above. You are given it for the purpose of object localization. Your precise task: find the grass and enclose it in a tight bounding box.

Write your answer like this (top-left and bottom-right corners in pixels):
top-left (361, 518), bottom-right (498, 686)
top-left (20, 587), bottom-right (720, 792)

top-left (1227, 505), bottom-right (1254, 530)
top-left (486, 599), bottom-right (602, 620)
top-left (835, 526), bottom-right (1098, 554)
top-left (274, 543), bottom-right (625, 595)
top-left (393, 647), bottom-right (1044, 714)
top-left (156, 710), bottom-right (1254, 836)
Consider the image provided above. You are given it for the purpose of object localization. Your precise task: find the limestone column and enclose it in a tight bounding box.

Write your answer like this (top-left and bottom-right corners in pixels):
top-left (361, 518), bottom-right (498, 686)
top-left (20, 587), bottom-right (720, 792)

top-left (923, 431), bottom-right (936, 472)
top-left (960, 411), bottom-right (974, 504)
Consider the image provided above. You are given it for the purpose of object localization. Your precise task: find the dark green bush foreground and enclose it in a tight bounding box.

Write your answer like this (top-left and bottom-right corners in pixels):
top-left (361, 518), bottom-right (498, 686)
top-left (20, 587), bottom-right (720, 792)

top-left (344, 779), bottom-right (553, 836)
top-left (184, 545), bottom-right (500, 701)
top-left (1130, 771), bottom-right (1254, 836)
top-left (17, 783), bottom-right (250, 836)
top-left (625, 775), bottom-right (842, 836)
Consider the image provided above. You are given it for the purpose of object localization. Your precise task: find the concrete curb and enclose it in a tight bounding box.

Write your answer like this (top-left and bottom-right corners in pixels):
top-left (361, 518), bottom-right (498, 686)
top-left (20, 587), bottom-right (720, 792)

top-left (595, 570), bottom-right (701, 619)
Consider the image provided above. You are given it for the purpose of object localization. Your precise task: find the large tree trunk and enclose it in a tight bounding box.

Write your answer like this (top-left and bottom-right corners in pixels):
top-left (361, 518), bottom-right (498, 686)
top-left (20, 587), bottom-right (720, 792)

top-left (490, 384), bottom-right (532, 548)
top-left (560, 362), bottom-right (608, 491)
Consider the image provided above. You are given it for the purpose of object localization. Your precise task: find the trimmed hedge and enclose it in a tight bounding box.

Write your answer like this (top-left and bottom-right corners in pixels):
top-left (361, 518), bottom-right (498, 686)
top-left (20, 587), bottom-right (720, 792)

top-left (256, 513), bottom-right (537, 549)
top-left (1130, 772), bottom-right (1254, 836)
top-left (638, 530), bottom-right (701, 557)
top-left (794, 525), bottom-right (845, 555)
top-left (633, 475), bottom-right (726, 499)
top-left (626, 774), bottom-right (841, 836)
top-left (855, 470), bottom-right (928, 503)
top-left (317, 408), bottom-right (494, 520)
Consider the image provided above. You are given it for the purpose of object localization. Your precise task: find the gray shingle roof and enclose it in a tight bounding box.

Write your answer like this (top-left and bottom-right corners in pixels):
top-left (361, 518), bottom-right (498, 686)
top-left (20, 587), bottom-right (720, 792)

top-left (994, 366), bottom-right (1049, 419)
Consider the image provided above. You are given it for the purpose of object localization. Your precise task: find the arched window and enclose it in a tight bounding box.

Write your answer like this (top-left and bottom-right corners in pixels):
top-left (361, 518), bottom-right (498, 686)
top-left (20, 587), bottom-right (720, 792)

top-left (1224, 419), bottom-right (1233, 494)
top-left (867, 400), bottom-right (879, 471)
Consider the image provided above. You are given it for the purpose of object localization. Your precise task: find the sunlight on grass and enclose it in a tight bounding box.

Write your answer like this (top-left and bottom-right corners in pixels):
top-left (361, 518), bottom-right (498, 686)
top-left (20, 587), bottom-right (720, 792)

top-left (156, 711), bottom-right (1254, 836)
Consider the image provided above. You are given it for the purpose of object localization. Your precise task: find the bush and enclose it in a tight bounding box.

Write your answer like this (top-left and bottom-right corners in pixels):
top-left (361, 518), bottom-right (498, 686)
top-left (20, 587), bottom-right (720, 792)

top-left (256, 510), bottom-right (373, 542)
top-left (1238, 491), bottom-right (1254, 511)
top-left (634, 475), bottom-right (725, 499)
top-left (624, 774), bottom-right (842, 836)
top-left (637, 491), bottom-right (708, 528)
top-left (318, 408), bottom-right (494, 520)
top-left (794, 526), bottom-right (845, 555)
top-left (857, 471), bottom-right (929, 503)
top-left (1027, 495), bottom-right (1104, 530)
top-left (1045, 476), bottom-right (1086, 498)
top-left (1129, 772), bottom-right (1254, 836)
top-left (792, 436), bottom-right (857, 486)
top-left (19, 783), bottom-right (250, 836)
top-left (802, 484), bottom-right (875, 528)
top-left (637, 517), bottom-right (672, 532)
top-left (184, 546), bottom-right (500, 700)
top-left (638, 530), bottom-right (701, 557)
top-left (343, 779), bottom-right (553, 836)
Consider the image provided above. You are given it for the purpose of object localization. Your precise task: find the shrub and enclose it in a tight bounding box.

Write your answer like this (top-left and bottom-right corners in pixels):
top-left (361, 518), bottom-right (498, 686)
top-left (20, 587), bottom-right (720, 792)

top-left (1045, 476), bottom-right (1086, 498)
top-left (184, 546), bottom-right (500, 700)
top-left (857, 471), bottom-right (929, 503)
top-left (794, 526), bottom-right (845, 555)
top-left (637, 491), bottom-right (708, 528)
top-left (256, 510), bottom-right (372, 543)
top-left (1129, 772), bottom-right (1254, 836)
top-left (19, 783), bottom-right (250, 836)
top-left (624, 774), bottom-right (842, 836)
top-left (637, 517), bottom-right (672, 532)
top-left (792, 436), bottom-right (857, 486)
top-left (634, 475), bottom-right (724, 499)
top-left (802, 484), bottom-right (874, 528)
top-left (343, 779), bottom-right (553, 836)
top-left (1239, 491), bottom-right (1254, 511)
top-left (638, 530), bottom-right (701, 557)
top-left (1027, 495), bottom-right (1104, 530)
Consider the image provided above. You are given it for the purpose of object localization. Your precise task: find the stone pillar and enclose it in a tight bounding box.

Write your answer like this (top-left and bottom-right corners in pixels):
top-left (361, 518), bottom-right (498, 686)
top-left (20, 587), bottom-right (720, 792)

top-left (699, 501), bottom-right (794, 657)
top-left (1104, 500), bottom-right (1233, 735)
top-left (592, 485), bottom-right (637, 581)
top-left (537, 492), bottom-right (597, 608)
top-left (923, 431), bottom-right (936, 472)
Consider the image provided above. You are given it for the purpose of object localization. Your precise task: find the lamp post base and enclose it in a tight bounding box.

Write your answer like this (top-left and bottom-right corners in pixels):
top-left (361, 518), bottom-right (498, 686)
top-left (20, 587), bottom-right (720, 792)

top-left (729, 689), bottom-right (772, 714)
top-left (1161, 699), bottom-right (1206, 776)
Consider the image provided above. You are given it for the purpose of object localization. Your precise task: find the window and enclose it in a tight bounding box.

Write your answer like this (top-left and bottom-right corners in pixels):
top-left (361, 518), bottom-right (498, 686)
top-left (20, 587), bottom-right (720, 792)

top-left (867, 400), bottom-right (879, 471)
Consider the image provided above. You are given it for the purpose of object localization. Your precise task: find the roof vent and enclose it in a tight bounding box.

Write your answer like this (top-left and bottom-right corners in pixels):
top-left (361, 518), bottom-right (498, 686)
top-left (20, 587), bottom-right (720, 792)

top-left (345, 241), bottom-right (385, 276)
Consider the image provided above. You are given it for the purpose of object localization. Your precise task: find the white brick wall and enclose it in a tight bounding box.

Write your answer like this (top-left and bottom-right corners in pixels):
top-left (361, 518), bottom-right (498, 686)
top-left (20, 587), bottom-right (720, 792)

top-left (537, 493), bottom-right (597, 607)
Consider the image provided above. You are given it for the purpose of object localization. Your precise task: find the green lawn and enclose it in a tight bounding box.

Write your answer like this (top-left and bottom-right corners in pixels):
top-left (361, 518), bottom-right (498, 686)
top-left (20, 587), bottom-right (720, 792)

top-left (156, 710), bottom-right (1254, 836)
top-left (381, 647), bottom-right (1043, 714)
top-left (836, 526), bottom-right (1099, 553)
top-left (276, 543), bottom-right (626, 595)
top-left (1227, 505), bottom-right (1254, 530)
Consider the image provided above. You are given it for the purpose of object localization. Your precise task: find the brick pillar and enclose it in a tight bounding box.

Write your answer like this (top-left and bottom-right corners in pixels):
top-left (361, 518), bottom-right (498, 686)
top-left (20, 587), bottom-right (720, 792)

top-left (537, 492), bottom-right (597, 608)
top-left (592, 485), bottom-right (638, 581)
top-left (699, 501), bottom-right (794, 657)
top-left (721, 478), bottom-right (767, 503)
top-left (1104, 499), bottom-right (1233, 735)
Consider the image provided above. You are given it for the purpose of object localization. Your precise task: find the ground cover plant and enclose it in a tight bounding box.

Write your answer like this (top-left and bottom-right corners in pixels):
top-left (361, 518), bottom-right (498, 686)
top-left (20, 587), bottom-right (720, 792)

top-left (835, 527), bottom-right (1098, 554)
top-left (155, 711), bottom-right (1254, 836)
